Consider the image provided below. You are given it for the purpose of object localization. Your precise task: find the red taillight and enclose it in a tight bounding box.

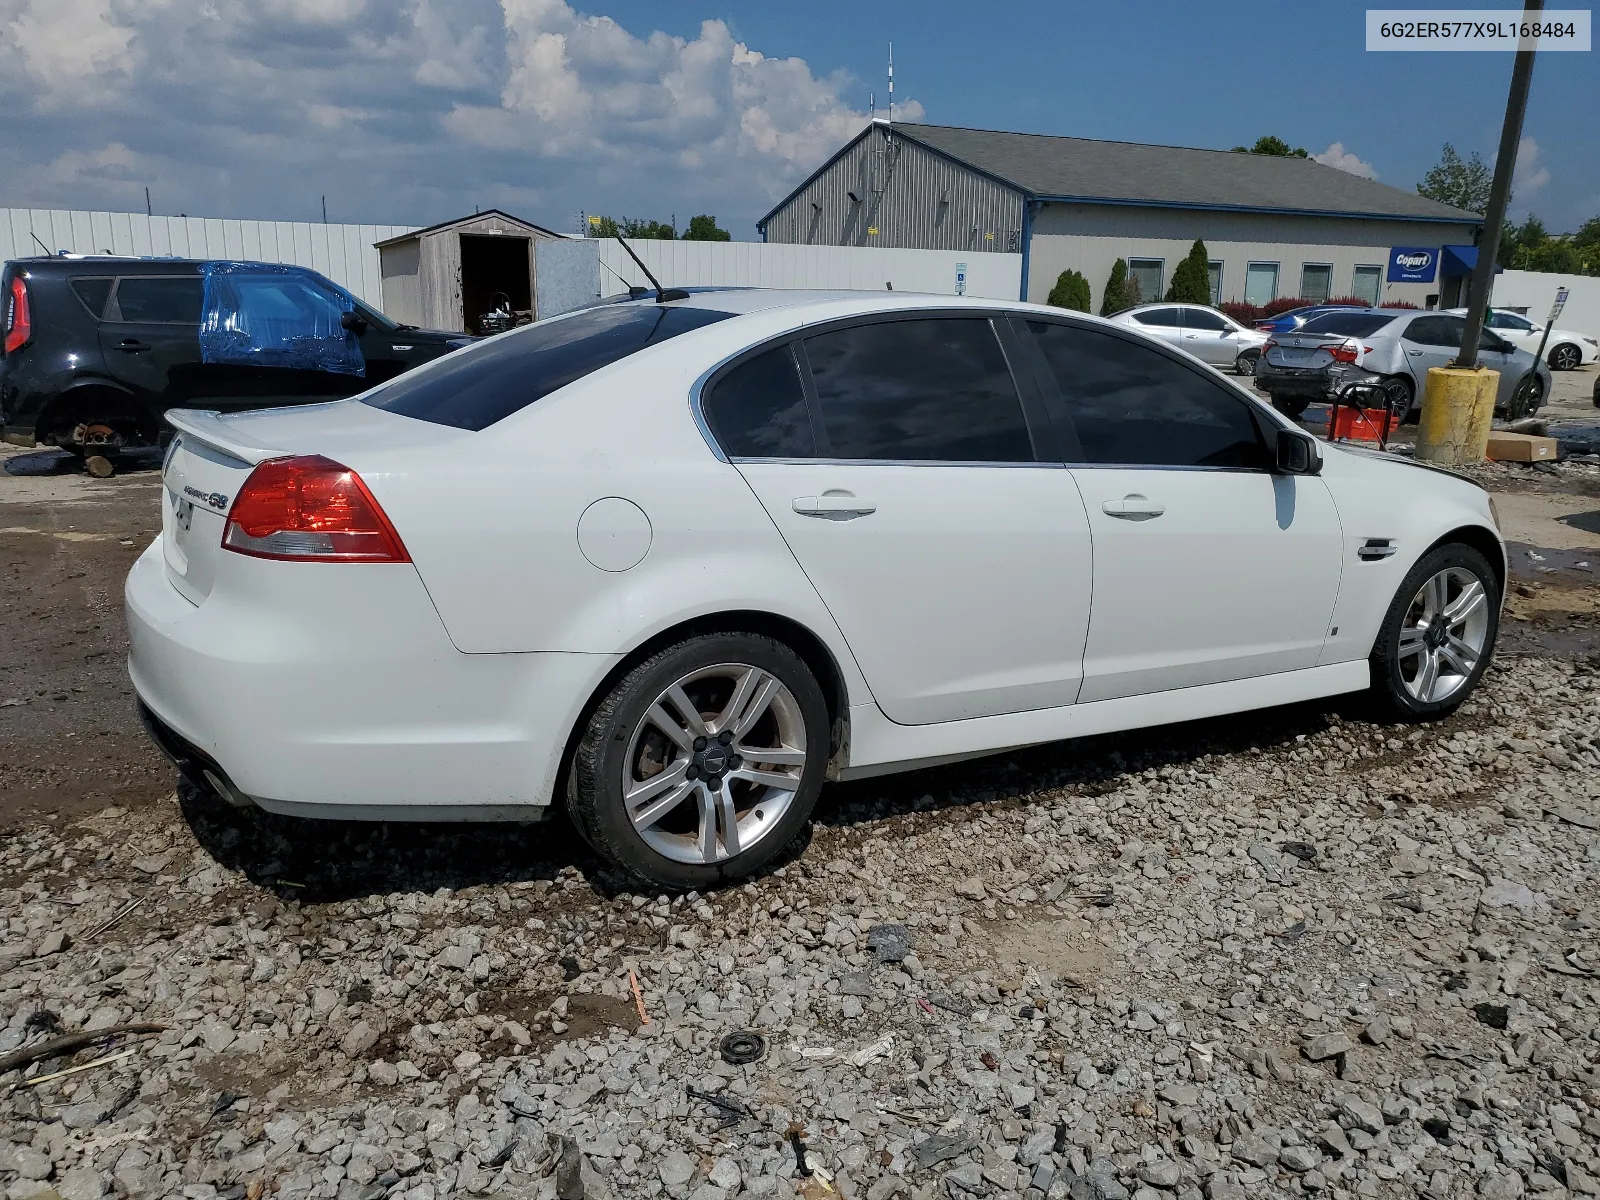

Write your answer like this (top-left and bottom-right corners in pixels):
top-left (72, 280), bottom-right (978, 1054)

top-left (3, 275), bottom-right (30, 355)
top-left (1327, 343), bottom-right (1359, 363)
top-left (222, 455), bottom-right (409, 563)
top-left (1262, 339), bottom-right (1278, 353)
top-left (1255, 322), bottom-right (1274, 331)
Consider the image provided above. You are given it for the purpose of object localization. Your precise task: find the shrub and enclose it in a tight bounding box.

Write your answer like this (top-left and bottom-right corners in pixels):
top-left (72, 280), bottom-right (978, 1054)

top-left (1383, 300), bottom-right (1421, 309)
top-left (1221, 301), bottom-right (1261, 325)
top-left (1324, 296), bottom-right (1371, 307)
top-left (1100, 258), bottom-right (1136, 315)
top-left (1047, 269), bottom-right (1092, 312)
top-left (1165, 240), bottom-right (1212, 305)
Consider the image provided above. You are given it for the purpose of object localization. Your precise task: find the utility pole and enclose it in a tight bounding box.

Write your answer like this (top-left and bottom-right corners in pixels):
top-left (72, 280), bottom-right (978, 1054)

top-left (321, 195), bottom-right (328, 224)
top-left (144, 187), bottom-right (152, 217)
top-left (1454, 0), bottom-right (1540, 370)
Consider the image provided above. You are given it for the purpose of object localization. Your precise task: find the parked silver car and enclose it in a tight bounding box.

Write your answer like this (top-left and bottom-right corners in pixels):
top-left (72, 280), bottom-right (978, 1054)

top-left (1255, 308), bottom-right (1552, 421)
top-left (1107, 303), bottom-right (1269, 375)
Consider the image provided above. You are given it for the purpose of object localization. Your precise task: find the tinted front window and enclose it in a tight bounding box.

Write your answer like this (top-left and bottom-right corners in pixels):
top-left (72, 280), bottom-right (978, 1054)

top-left (69, 277), bottom-right (114, 319)
top-left (704, 345), bottom-right (814, 458)
top-left (1181, 308), bottom-right (1229, 331)
top-left (803, 318), bottom-right (1032, 462)
top-left (1300, 313), bottom-right (1398, 337)
top-left (1133, 309), bottom-right (1180, 328)
top-left (1025, 320), bottom-right (1268, 469)
top-left (363, 303), bottom-right (732, 431)
top-left (114, 275), bottom-right (204, 324)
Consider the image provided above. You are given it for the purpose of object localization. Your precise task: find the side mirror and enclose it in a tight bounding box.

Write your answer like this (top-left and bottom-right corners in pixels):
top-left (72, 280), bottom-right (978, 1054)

top-left (340, 310), bottom-right (369, 334)
top-left (1275, 428), bottom-right (1322, 475)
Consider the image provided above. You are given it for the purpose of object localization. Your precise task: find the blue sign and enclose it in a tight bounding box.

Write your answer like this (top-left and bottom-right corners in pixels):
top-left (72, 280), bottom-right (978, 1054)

top-left (1388, 246), bottom-right (1438, 283)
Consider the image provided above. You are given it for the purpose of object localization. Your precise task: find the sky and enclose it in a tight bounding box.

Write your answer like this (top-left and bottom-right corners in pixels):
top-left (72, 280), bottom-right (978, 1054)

top-left (1, 0), bottom-right (1596, 241)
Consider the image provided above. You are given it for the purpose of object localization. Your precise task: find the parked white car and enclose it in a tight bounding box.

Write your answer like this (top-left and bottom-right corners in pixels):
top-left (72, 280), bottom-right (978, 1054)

top-left (128, 291), bottom-right (1504, 888)
top-left (1107, 303), bottom-right (1269, 375)
top-left (1445, 306), bottom-right (1599, 370)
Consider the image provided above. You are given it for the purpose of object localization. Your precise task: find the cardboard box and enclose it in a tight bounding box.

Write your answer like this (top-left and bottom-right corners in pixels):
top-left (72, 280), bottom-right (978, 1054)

top-left (1486, 431), bottom-right (1558, 462)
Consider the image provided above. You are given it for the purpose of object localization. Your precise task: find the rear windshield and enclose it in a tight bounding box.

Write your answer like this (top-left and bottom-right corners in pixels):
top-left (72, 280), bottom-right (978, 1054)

top-left (1299, 312), bottom-right (1398, 337)
top-left (362, 303), bottom-right (733, 430)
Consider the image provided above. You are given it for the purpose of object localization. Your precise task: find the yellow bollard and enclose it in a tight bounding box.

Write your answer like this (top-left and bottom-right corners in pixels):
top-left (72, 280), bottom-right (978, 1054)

top-left (1415, 367), bottom-right (1497, 466)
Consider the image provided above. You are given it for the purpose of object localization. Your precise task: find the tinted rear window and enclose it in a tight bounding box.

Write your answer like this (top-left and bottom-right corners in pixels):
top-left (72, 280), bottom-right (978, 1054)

top-left (1299, 312), bottom-right (1398, 337)
top-left (113, 275), bottom-right (204, 324)
top-left (362, 304), bottom-right (733, 431)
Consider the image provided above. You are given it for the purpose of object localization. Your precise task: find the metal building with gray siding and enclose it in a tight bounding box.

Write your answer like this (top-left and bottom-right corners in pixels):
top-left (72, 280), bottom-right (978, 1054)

top-left (760, 122), bottom-right (1483, 312)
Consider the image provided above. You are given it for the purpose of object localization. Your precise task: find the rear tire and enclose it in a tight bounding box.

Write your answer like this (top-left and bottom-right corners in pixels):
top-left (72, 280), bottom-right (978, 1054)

top-left (1506, 373), bottom-right (1544, 420)
top-left (1271, 396), bottom-right (1310, 419)
top-left (566, 632), bottom-right (830, 890)
top-left (1381, 375), bottom-right (1415, 423)
top-left (1369, 543), bottom-right (1499, 722)
top-left (1548, 343), bottom-right (1581, 371)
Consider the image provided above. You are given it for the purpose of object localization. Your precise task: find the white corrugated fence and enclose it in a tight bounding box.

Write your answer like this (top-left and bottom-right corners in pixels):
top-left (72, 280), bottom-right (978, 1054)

top-left (1, 208), bottom-right (414, 307)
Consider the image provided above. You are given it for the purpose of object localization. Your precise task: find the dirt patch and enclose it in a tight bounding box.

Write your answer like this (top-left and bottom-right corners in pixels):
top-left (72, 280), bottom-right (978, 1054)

top-left (955, 916), bottom-right (1120, 992)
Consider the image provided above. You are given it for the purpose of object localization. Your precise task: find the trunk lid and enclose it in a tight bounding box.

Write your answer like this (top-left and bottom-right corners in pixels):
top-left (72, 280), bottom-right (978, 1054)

top-left (159, 400), bottom-right (466, 604)
top-left (1264, 333), bottom-right (1352, 370)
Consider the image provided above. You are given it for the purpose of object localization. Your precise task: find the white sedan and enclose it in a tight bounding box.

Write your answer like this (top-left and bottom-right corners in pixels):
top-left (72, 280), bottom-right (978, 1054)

top-left (1446, 306), bottom-right (1599, 371)
top-left (1105, 302), bottom-right (1270, 375)
top-left (128, 290), bottom-right (1504, 889)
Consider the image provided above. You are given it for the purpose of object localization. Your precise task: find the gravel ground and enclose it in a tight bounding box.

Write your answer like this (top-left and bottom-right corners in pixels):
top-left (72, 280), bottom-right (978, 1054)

top-left (3, 653), bottom-right (1599, 1200)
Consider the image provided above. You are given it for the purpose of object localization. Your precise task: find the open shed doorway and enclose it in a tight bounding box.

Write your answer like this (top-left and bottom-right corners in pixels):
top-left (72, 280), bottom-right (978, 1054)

top-left (460, 234), bottom-right (532, 334)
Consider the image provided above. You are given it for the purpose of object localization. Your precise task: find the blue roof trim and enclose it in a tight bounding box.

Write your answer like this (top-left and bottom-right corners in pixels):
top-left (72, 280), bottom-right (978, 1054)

top-left (1029, 193), bottom-right (1482, 224)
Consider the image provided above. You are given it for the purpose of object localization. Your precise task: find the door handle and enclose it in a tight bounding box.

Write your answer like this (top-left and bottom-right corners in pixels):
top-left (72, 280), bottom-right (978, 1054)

top-left (1183, 333), bottom-right (1200, 339)
top-left (117, 340), bottom-right (151, 352)
top-left (1102, 494), bottom-right (1165, 521)
top-left (1406, 350), bottom-right (1424, 357)
top-left (793, 495), bottom-right (876, 518)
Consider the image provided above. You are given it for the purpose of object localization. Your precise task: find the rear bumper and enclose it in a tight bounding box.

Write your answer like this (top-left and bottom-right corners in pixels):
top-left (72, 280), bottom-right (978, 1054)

top-left (1256, 361), bottom-right (1379, 399)
top-left (125, 538), bottom-right (619, 820)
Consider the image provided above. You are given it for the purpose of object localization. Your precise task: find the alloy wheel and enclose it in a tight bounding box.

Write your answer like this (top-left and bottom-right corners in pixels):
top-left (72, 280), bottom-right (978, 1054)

top-left (1550, 344), bottom-right (1580, 371)
top-left (1396, 567), bottom-right (1491, 704)
top-left (622, 663), bottom-right (808, 864)
top-left (1508, 374), bottom-right (1543, 420)
top-left (1382, 377), bottom-right (1412, 420)
top-left (1235, 352), bottom-right (1258, 377)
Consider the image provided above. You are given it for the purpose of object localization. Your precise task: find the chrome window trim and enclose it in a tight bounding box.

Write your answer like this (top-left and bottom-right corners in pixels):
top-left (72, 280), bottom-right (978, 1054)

top-left (726, 456), bottom-right (1061, 469)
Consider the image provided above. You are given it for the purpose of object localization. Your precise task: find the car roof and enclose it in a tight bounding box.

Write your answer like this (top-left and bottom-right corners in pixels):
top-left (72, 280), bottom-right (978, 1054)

top-left (613, 288), bottom-right (1065, 321)
top-left (6, 256), bottom-right (204, 275)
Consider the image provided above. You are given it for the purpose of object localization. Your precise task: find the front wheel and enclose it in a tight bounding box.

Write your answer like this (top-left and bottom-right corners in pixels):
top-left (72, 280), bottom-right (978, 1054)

top-left (1506, 373), bottom-right (1544, 420)
top-left (567, 633), bottom-right (830, 890)
top-left (1369, 543), bottom-right (1499, 721)
top-left (1235, 351), bottom-right (1260, 377)
top-left (1271, 396), bottom-right (1310, 419)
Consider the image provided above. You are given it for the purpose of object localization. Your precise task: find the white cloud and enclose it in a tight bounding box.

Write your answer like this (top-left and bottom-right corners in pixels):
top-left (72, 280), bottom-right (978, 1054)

top-left (0, 0), bottom-right (909, 231)
top-left (1512, 136), bottom-right (1550, 196)
top-left (1311, 142), bottom-right (1377, 179)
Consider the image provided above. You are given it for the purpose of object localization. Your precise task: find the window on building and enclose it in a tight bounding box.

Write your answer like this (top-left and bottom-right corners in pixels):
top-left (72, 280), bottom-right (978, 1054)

top-left (1351, 265), bottom-right (1382, 307)
top-left (1127, 259), bottom-right (1164, 306)
top-left (1207, 261), bottom-right (1224, 307)
top-left (802, 318), bottom-right (1034, 462)
top-left (1299, 264), bottom-right (1333, 305)
top-left (703, 344), bottom-right (815, 459)
top-left (1244, 262), bottom-right (1279, 308)
top-left (1023, 320), bottom-right (1269, 470)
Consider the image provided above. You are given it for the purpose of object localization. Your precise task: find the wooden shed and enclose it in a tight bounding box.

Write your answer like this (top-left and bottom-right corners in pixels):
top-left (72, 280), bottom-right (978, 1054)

top-left (375, 210), bottom-right (563, 334)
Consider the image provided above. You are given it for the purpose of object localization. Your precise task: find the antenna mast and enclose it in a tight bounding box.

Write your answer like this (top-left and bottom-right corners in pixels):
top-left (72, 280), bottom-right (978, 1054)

top-left (887, 42), bottom-right (894, 124)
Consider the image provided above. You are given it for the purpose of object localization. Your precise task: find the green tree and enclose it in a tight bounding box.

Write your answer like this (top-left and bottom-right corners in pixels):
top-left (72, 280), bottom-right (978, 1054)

top-left (1231, 135), bottom-right (1309, 158)
top-left (1047, 268), bottom-right (1091, 312)
top-left (1570, 216), bottom-right (1600, 275)
top-left (1165, 239), bottom-right (1212, 304)
top-left (1100, 258), bottom-right (1135, 315)
top-left (588, 215), bottom-right (675, 239)
top-left (1417, 143), bottom-right (1493, 213)
top-left (682, 214), bottom-right (731, 242)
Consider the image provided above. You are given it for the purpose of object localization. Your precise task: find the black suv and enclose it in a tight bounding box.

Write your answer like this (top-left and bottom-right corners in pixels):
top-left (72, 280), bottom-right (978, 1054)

top-left (1, 257), bottom-right (467, 452)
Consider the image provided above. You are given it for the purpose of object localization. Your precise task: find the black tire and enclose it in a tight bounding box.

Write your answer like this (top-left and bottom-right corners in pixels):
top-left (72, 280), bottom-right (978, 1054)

top-left (1235, 351), bottom-right (1260, 377)
top-left (1381, 375), bottom-right (1415, 423)
top-left (1369, 542), bottom-right (1500, 722)
top-left (1506, 373), bottom-right (1544, 420)
top-left (1270, 396), bottom-right (1310, 419)
top-left (566, 632), bottom-right (830, 890)
top-left (1548, 343), bottom-right (1582, 371)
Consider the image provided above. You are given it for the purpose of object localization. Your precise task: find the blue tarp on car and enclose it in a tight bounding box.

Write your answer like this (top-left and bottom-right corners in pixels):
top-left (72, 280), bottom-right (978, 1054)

top-left (198, 262), bottom-right (364, 376)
